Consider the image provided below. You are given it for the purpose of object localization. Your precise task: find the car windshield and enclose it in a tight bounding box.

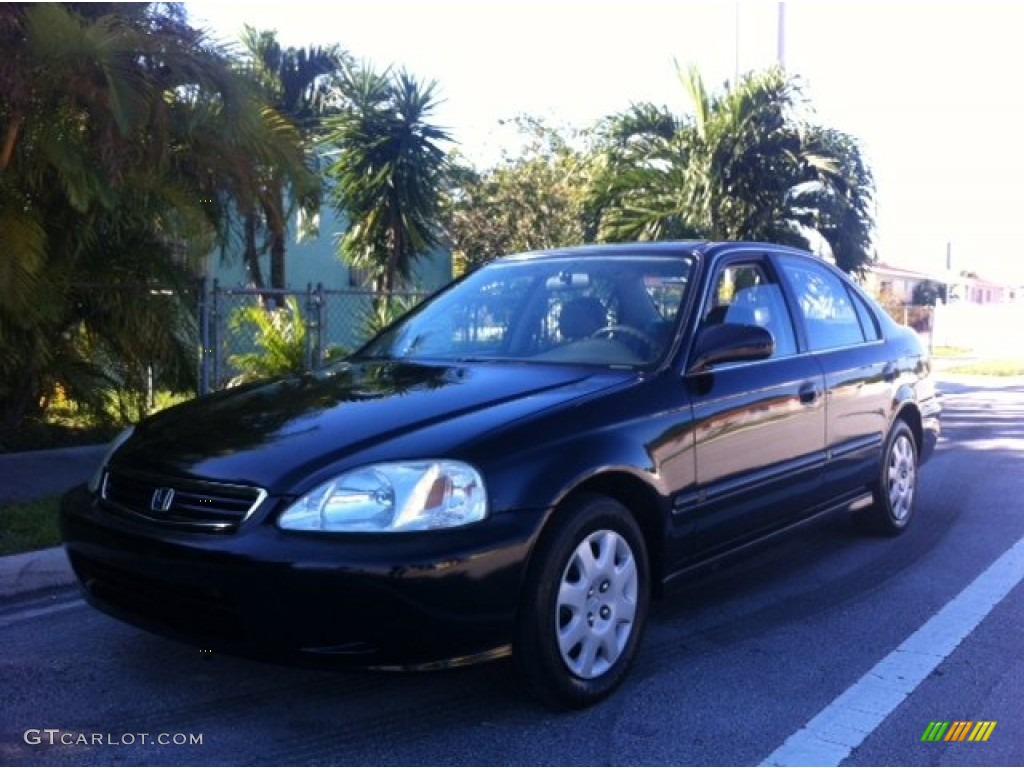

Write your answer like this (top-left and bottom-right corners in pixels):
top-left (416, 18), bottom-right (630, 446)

top-left (354, 254), bottom-right (695, 367)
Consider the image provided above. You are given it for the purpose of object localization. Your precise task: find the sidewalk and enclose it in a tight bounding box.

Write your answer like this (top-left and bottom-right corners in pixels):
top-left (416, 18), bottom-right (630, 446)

top-left (0, 546), bottom-right (75, 600)
top-left (0, 444), bottom-right (106, 601)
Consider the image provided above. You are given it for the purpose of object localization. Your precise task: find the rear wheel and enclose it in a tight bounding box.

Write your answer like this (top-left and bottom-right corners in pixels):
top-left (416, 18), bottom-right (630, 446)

top-left (515, 494), bottom-right (650, 709)
top-left (858, 419), bottom-right (918, 535)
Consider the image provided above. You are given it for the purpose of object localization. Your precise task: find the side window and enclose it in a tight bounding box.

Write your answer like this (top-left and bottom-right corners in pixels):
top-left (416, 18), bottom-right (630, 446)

top-left (702, 262), bottom-right (798, 359)
top-left (777, 256), bottom-right (866, 350)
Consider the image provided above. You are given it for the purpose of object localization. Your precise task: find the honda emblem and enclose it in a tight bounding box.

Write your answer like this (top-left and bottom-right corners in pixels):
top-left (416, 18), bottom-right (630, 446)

top-left (150, 487), bottom-right (176, 512)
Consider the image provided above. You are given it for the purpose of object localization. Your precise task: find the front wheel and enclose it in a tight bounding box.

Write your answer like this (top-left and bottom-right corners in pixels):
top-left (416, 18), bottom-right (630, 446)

top-left (857, 419), bottom-right (918, 536)
top-left (515, 494), bottom-right (650, 709)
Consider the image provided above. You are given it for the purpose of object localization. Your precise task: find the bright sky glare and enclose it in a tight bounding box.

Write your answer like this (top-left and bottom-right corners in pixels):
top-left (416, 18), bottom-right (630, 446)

top-left (187, 0), bottom-right (1024, 284)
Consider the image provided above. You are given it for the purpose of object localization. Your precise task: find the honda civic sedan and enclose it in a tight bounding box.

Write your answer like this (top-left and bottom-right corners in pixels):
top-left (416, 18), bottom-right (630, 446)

top-left (61, 241), bottom-right (940, 708)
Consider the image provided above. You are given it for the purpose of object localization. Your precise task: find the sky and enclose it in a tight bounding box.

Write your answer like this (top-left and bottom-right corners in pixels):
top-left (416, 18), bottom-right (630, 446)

top-left (187, 0), bottom-right (1024, 285)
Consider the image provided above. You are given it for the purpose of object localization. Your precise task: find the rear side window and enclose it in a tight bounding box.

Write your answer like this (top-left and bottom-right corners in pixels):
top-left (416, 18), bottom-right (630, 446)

top-left (777, 255), bottom-right (866, 351)
top-left (850, 290), bottom-right (881, 342)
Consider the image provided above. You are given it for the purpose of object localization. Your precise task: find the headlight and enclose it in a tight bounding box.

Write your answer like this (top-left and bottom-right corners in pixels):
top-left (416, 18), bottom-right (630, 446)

top-left (277, 460), bottom-right (488, 533)
top-left (87, 426), bottom-right (135, 494)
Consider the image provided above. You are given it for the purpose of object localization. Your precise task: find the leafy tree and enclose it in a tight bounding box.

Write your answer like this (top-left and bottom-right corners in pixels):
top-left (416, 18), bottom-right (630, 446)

top-left (238, 27), bottom-right (349, 289)
top-left (442, 117), bottom-right (595, 274)
top-left (326, 66), bottom-right (452, 295)
top-left (0, 3), bottom-right (310, 438)
top-left (912, 279), bottom-right (946, 306)
top-left (358, 292), bottom-right (423, 340)
top-left (227, 292), bottom-right (422, 385)
top-left (590, 65), bottom-right (875, 275)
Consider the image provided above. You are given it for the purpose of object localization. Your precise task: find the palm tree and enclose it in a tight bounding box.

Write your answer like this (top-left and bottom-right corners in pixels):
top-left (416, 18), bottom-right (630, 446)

top-left (327, 66), bottom-right (452, 295)
top-left (0, 3), bottom-right (312, 438)
top-left (792, 125), bottom-right (875, 275)
top-left (590, 66), bottom-right (875, 274)
top-left (239, 28), bottom-right (349, 289)
top-left (589, 102), bottom-right (702, 241)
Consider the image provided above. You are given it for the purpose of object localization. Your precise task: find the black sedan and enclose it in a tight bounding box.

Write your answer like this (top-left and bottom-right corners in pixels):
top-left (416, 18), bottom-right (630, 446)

top-left (61, 241), bottom-right (941, 708)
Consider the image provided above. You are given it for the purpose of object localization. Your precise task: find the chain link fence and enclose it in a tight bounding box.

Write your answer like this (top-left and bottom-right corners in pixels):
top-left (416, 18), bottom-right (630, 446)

top-left (875, 302), bottom-right (935, 348)
top-left (82, 282), bottom-right (1012, 405)
top-left (198, 280), bottom-right (429, 393)
top-left (932, 301), bottom-right (1024, 356)
top-left (878, 300), bottom-right (1024, 357)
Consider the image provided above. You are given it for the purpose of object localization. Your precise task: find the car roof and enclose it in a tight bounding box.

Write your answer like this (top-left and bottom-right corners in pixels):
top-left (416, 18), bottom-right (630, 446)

top-left (498, 241), bottom-right (705, 262)
top-left (495, 241), bottom-right (823, 263)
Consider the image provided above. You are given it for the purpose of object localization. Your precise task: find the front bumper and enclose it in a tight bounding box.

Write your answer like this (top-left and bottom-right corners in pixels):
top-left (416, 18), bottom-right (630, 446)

top-left (60, 484), bottom-right (544, 668)
top-left (918, 391), bottom-right (942, 466)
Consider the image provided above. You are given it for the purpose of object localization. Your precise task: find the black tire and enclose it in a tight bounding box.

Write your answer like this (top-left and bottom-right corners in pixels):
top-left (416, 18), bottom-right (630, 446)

top-left (514, 493), bottom-right (650, 709)
top-left (857, 419), bottom-right (918, 536)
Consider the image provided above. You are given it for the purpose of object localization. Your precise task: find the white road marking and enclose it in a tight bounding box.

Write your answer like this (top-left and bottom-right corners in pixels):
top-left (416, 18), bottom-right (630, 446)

top-left (761, 534), bottom-right (1024, 767)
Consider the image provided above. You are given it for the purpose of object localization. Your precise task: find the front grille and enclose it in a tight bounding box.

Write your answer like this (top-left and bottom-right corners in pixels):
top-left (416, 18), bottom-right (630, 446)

top-left (101, 468), bottom-right (266, 532)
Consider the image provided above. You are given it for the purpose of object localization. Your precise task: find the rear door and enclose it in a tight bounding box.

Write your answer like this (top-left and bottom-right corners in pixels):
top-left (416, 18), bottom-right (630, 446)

top-left (774, 253), bottom-right (892, 494)
top-left (684, 251), bottom-right (827, 557)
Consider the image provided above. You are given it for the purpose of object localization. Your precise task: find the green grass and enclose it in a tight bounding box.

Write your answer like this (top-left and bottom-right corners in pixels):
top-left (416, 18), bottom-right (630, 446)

top-left (0, 495), bottom-right (62, 556)
top-left (944, 359), bottom-right (1024, 376)
top-left (932, 346), bottom-right (974, 358)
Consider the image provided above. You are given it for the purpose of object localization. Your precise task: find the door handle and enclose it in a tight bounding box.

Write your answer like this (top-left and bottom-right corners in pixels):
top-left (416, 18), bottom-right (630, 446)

top-left (883, 363), bottom-right (897, 382)
top-left (798, 382), bottom-right (819, 405)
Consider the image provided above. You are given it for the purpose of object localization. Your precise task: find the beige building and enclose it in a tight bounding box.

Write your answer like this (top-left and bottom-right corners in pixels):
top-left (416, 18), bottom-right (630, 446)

top-left (862, 262), bottom-right (1016, 306)
top-left (861, 263), bottom-right (937, 305)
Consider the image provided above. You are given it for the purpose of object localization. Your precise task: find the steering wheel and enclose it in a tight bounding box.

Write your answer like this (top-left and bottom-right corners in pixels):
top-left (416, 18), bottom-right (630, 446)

top-left (590, 325), bottom-right (660, 358)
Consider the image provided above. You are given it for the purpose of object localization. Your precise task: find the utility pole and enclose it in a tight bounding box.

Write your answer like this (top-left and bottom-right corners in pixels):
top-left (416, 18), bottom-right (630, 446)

top-left (736, 1), bottom-right (786, 79)
top-left (734, 1), bottom-right (741, 83)
top-left (933, 240), bottom-right (955, 354)
top-left (777, 1), bottom-right (786, 68)
top-left (945, 240), bottom-right (955, 303)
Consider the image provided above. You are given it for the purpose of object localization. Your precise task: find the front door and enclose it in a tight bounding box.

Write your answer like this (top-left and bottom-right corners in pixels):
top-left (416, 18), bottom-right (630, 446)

top-left (683, 255), bottom-right (827, 557)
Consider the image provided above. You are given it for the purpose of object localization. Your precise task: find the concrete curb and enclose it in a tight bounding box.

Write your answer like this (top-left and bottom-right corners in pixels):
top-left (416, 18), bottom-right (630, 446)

top-left (0, 545), bottom-right (75, 600)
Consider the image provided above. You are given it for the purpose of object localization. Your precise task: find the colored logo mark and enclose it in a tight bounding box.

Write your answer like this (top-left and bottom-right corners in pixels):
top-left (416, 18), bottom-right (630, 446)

top-left (921, 721), bottom-right (997, 742)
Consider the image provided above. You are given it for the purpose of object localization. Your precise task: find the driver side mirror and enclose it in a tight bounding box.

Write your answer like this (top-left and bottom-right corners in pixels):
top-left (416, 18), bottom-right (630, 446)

top-left (687, 323), bottom-right (774, 374)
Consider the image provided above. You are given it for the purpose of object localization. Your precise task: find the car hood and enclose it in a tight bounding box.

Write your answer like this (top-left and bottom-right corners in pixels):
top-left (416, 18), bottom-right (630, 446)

top-left (114, 360), bottom-right (627, 493)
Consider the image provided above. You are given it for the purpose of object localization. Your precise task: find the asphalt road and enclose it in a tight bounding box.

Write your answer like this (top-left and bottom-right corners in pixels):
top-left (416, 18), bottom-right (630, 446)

top-left (2, 376), bottom-right (1022, 766)
top-left (0, 445), bottom-right (107, 505)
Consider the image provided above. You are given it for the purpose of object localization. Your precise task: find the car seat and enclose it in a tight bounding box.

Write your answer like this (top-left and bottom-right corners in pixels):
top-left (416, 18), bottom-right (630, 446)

top-left (559, 297), bottom-right (607, 341)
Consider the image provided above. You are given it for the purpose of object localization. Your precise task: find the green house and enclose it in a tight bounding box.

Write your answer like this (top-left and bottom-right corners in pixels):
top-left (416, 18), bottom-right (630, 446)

top-left (202, 203), bottom-right (452, 293)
